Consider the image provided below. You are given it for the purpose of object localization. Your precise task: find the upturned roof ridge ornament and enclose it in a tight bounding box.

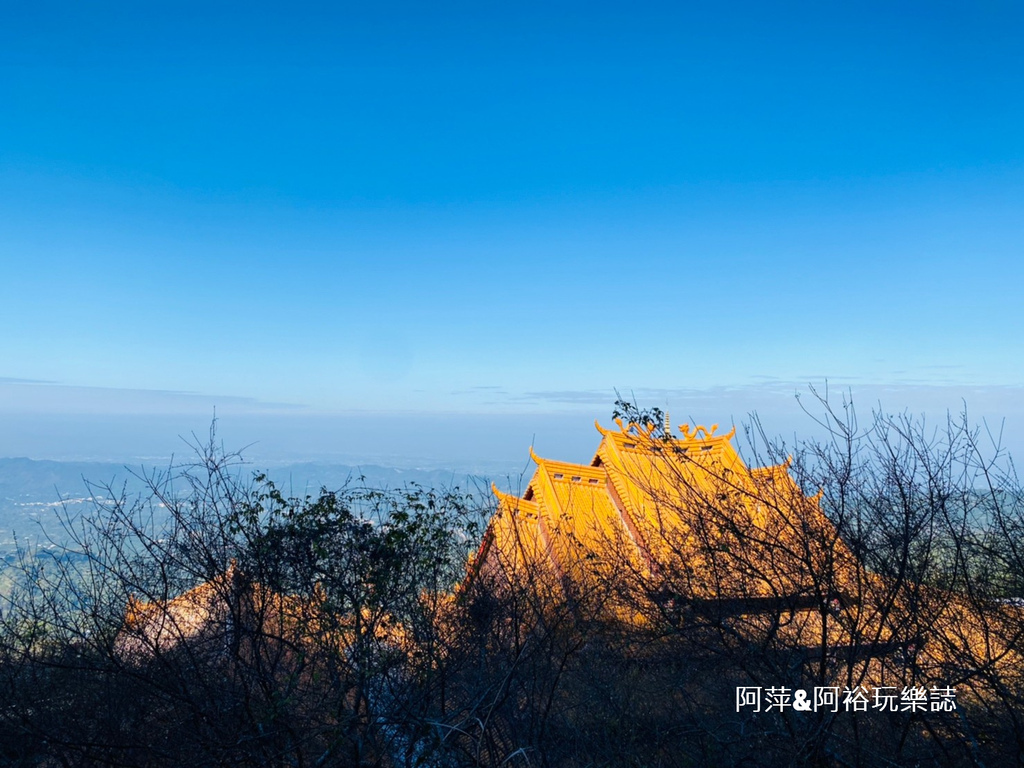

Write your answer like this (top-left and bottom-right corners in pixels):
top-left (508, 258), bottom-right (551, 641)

top-left (677, 423), bottom-right (737, 441)
top-left (601, 418), bottom-right (736, 442)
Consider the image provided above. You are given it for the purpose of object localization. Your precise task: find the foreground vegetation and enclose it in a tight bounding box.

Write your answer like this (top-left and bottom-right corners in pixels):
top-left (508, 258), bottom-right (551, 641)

top-left (0, 398), bottom-right (1022, 767)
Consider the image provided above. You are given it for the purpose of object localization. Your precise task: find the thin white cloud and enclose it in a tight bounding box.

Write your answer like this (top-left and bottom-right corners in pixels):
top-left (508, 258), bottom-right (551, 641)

top-left (0, 376), bottom-right (57, 384)
top-left (0, 378), bottom-right (307, 416)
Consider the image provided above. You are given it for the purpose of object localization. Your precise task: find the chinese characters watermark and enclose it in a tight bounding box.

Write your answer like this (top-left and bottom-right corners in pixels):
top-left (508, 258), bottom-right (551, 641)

top-left (736, 686), bottom-right (957, 713)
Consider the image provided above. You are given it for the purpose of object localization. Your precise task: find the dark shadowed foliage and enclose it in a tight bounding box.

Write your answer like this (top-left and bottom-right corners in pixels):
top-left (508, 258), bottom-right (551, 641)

top-left (1, 399), bottom-right (1022, 767)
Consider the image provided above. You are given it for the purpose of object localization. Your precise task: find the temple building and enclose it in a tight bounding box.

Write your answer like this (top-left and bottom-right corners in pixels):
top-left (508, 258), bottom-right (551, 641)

top-left (476, 419), bottom-right (859, 605)
top-left (471, 419), bottom-right (927, 666)
top-left (468, 418), bottom-right (1023, 690)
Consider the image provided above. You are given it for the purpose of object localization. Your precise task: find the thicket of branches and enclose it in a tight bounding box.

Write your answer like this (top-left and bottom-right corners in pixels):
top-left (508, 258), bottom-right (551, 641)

top-left (0, 398), bottom-right (1021, 767)
top-left (598, 394), bottom-right (1024, 766)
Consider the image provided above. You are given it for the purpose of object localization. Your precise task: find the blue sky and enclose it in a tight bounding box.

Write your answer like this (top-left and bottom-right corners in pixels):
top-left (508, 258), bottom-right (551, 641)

top-left (2, 2), bottom-right (1023, 465)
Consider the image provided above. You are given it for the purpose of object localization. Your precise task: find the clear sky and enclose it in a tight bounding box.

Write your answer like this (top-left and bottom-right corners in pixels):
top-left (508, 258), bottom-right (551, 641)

top-left (2, 2), bottom-right (1023, 465)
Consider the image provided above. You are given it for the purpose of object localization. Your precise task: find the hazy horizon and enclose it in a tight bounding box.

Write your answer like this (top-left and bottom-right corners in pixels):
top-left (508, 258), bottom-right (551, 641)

top-left (3, 380), bottom-right (1022, 471)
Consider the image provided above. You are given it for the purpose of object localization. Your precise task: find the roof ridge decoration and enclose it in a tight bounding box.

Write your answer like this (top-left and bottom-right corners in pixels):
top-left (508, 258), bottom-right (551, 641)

top-left (491, 483), bottom-right (515, 505)
top-left (677, 423), bottom-right (737, 441)
top-left (600, 418), bottom-right (738, 444)
top-left (611, 417), bottom-right (659, 437)
top-left (750, 456), bottom-right (792, 472)
top-left (492, 482), bottom-right (541, 510)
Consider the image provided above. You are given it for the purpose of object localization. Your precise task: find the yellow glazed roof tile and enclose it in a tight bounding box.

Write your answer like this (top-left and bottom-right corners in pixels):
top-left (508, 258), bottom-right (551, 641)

top-left (479, 419), bottom-right (860, 606)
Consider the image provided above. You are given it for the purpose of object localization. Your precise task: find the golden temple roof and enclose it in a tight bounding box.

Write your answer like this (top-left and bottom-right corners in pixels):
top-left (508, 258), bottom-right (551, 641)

top-left (476, 419), bottom-right (859, 607)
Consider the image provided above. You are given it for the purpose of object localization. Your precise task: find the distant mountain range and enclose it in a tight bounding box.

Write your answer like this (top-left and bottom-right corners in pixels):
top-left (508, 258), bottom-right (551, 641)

top-left (0, 457), bottom-right (520, 552)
